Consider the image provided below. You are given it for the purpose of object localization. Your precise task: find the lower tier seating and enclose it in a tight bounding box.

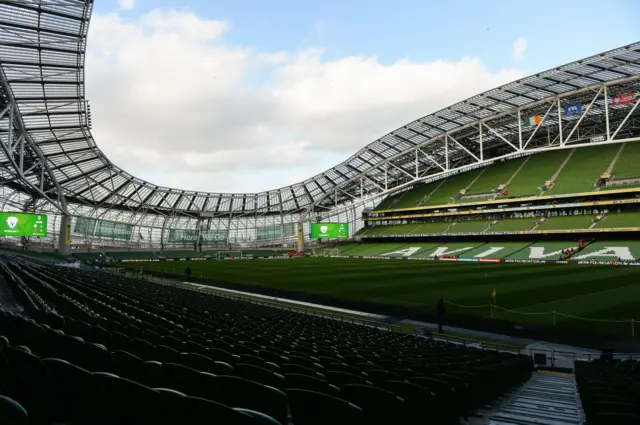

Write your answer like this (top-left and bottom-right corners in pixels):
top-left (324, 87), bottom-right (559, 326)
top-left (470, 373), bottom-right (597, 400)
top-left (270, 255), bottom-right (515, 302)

top-left (575, 360), bottom-right (640, 424)
top-left (0, 259), bottom-right (533, 425)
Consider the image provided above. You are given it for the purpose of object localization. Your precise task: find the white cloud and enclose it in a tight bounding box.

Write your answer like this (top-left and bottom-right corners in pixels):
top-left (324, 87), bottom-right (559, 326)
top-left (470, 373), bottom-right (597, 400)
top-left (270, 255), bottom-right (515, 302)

top-left (512, 37), bottom-right (528, 59)
top-left (86, 9), bottom-right (523, 194)
top-left (118, 0), bottom-right (135, 10)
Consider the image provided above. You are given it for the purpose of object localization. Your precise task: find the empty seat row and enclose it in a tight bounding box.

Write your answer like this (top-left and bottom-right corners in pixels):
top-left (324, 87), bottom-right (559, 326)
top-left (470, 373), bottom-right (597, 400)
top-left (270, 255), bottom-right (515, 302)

top-left (0, 258), bottom-right (534, 424)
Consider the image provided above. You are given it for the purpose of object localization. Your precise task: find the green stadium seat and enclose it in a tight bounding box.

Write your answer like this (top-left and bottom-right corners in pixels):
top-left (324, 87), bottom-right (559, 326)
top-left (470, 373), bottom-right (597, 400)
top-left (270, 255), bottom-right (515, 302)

top-left (0, 396), bottom-right (28, 425)
top-left (93, 372), bottom-right (164, 425)
top-left (595, 212), bottom-right (640, 228)
top-left (465, 157), bottom-right (527, 194)
top-left (235, 408), bottom-right (284, 425)
top-left (43, 358), bottom-right (113, 425)
top-left (287, 388), bottom-right (364, 425)
top-left (610, 141), bottom-right (640, 180)
top-left (235, 363), bottom-right (286, 390)
top-left (180, 396), bottom-right (256, 425)
top-left (342, 384), bottom-right (406, 425)
top-left (507, 150), bottom-right (569, 196)
top-left (285, 373), bottom-right (341, 397)
top-left (547, 145), bottom-right (619, 195)
top-left (536, 215), bottom-right (594, 231)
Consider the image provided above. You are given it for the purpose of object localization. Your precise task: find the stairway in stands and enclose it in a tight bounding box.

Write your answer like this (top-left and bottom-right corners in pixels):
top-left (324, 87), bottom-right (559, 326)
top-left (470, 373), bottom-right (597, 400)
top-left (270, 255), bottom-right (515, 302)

top-left (485, 371), bottom-right (583, 425)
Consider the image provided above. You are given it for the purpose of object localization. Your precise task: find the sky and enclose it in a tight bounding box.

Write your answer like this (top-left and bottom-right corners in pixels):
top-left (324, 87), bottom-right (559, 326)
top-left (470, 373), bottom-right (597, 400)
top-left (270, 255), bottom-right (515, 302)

top-left (86, 0), bottom-right (640, 194)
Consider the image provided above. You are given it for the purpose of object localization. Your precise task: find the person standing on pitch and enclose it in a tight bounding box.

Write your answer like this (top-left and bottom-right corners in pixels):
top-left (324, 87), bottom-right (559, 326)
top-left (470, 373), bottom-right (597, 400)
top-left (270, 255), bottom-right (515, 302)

top-left (437, 297), bottom-right (446, 333)
top-left (185, 267), bottom-right (192, 282)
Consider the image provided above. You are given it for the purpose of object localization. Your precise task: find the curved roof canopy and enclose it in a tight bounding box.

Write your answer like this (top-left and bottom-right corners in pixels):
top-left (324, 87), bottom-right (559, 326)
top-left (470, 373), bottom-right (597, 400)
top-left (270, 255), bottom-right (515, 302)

top-left (0, 0), bottom-right (639, 217)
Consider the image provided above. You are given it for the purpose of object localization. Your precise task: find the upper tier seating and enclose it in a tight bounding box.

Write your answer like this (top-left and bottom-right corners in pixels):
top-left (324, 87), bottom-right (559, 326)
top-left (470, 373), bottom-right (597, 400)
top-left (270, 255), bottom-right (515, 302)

top-left (374, 142), bottom-right (640, 211)
top-left (375, 180), bottom-right (441, 210)
top-left (0, 260), bottom-right (533, 424)
top-left (546, 145), bottom-right (619, 195)
top-left (610, 142), bottom-right (640, 180)
top-left (424, 169), bottom-right (484, 205)
top-left (465, 157), bottom-right (526, 194)
top-left (506, 150), bottom-right (569, 197)
top-left (359, 211), bottom-right (639, 238)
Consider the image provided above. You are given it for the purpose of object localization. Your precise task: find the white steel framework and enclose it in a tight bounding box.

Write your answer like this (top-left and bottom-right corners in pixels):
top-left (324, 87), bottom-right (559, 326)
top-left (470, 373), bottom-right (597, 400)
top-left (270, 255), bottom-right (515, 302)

top-left (0, 0), bottom-right (639, 248)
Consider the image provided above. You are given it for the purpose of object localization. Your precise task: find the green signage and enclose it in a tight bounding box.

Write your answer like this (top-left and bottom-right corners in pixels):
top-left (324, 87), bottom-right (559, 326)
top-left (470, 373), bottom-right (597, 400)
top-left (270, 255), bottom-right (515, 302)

top-left (0, 212), bottom-right (47, 237)
top-left (256, 223), bottom-right (296, 240)
top-left (310, 223), bottom-right (349, 239)
top-left (168, 229), bottom-right (228, 243)
top-left (74, 217), bottom-right (133, 240)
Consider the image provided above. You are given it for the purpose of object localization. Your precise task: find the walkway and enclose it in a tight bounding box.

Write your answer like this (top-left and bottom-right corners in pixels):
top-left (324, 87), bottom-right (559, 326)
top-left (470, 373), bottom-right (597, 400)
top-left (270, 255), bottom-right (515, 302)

top-left (487, 372), bottom-right (583, 425)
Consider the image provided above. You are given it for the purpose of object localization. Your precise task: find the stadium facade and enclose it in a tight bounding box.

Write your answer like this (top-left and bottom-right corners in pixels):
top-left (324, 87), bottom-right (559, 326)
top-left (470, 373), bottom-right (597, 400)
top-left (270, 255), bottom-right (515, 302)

top-left (0, 0), bottom-right (639, 254)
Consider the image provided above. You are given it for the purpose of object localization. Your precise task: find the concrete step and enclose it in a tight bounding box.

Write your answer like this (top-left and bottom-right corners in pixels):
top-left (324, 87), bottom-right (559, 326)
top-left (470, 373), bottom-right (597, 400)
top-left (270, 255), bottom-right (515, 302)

top-left (487, 372), bottom-right (583, 425)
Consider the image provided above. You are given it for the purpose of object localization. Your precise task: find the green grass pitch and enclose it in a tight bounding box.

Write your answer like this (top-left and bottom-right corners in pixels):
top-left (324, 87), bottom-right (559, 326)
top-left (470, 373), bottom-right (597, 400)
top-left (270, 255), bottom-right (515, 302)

top-left (120, 258), bottom-right (640, 337)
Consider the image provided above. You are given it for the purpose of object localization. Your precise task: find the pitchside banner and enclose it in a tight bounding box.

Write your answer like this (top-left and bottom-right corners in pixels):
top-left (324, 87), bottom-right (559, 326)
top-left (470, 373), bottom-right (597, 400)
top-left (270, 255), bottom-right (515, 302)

top-left (167, 229), bottom-right (228, 243)
top-left (74, 217), bottom-right (132, 240)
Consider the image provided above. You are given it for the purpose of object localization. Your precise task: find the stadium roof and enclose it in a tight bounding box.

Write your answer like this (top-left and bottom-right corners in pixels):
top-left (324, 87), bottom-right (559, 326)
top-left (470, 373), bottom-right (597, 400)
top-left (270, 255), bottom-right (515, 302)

top-left (0, 0), bottom-right (639, 217)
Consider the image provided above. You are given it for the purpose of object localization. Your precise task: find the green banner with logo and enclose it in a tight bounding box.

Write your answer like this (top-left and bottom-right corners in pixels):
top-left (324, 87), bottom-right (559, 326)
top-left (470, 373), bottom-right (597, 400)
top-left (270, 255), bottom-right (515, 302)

top-left (168, 229), bottom-right (228, 243)
top-left (256, 223), bottom-right (296, 241)
top-left (74, 217), bottom-right (133, 240)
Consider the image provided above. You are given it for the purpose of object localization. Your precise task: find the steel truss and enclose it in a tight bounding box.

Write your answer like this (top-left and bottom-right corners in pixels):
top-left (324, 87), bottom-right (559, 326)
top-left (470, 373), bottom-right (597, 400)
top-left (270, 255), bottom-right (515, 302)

top-left (0, 0), bottom-right (639, 247)
top-left (311, 76), bottom-right (640, 220)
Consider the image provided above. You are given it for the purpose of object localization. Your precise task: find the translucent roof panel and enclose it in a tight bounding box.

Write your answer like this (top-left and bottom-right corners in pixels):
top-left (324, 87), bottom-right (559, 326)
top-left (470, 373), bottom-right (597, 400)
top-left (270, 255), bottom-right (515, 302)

top-left (0, 0), bottom-right (638, 215)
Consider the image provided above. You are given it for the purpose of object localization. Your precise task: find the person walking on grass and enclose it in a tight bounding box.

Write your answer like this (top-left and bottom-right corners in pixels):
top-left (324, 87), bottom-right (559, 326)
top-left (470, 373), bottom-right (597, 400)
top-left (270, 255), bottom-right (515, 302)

top-left (437, 297), bottom-right (446, 333)
top-left (185, 267), bottom-right (192, 282)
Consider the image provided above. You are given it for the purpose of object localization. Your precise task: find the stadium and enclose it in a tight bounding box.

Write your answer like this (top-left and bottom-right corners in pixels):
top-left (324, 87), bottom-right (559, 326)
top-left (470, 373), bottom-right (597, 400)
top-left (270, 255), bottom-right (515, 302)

top-left (0, 1), bottom-right (639, 424)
